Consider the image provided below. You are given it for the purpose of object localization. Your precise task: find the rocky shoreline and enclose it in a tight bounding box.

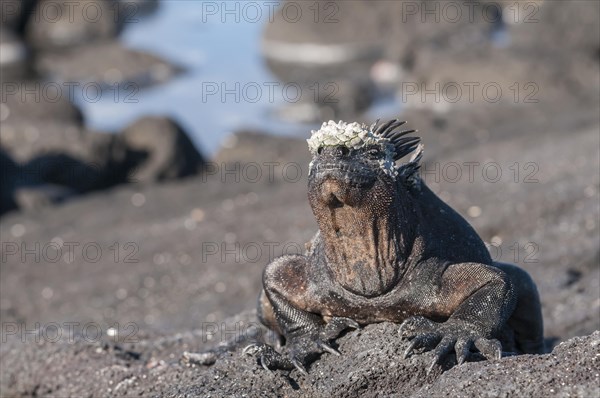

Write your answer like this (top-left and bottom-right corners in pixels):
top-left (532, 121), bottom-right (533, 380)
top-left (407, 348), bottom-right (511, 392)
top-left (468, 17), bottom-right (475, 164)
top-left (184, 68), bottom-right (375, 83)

top-left (1, 0), bottom-right (201, 215)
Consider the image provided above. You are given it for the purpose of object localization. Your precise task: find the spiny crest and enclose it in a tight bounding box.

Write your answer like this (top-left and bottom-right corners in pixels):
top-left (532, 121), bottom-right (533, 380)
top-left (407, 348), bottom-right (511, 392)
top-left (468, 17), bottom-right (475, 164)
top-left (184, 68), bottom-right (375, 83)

top-left (370, 119), bottom-right (420, 162)
top-left (371, 118), bottom-right (424, 188)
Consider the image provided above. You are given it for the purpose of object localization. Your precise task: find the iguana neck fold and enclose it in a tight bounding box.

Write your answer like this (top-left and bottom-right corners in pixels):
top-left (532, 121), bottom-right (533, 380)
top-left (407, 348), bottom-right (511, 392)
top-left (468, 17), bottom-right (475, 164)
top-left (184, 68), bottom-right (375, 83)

top-left (315, 190), bottom-right (415, 298)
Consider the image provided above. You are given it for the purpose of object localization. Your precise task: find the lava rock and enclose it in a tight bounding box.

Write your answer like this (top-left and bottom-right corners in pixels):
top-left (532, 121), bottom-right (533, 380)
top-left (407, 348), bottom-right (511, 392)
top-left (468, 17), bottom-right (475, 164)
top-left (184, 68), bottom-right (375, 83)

top-left (25, 0), bottom-right (121, 51)
top-left (0, 121), bottom-right (135, 204)
top-left (1, 80), bottom-right (83, 126)
top-left (122, 116), bottom-right (206, 183)
top-left (35, 41), bottom-right (179, 88)
top-left (0, 149), bottom-right (76, 216)
top-left (0, 0), bottom-right (38, 35)
top-left (0, 27), bottom-right (31, 82)
top-left (0, 150), bottom-right (20, 214)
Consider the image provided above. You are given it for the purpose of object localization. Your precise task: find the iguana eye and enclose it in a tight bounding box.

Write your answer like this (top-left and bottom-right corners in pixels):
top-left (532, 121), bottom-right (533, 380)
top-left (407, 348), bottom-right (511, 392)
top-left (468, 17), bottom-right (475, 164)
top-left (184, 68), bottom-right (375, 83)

top-left (367, 147), bottom-right (381, 158)
top-left (317, 147), bottom-right (323, 155)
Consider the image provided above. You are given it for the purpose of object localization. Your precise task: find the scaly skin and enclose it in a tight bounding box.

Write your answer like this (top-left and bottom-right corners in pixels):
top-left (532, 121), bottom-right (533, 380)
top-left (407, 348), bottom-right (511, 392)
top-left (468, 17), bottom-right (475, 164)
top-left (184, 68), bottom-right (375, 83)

top-left (193, 119), bottom-right (544, 375)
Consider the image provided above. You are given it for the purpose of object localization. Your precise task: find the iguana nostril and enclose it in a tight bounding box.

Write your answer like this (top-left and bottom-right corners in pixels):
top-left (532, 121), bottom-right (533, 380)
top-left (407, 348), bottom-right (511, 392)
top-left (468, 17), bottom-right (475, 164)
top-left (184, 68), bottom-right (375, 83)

top-left (331, 146), bottom-right (349, 157)
top-left (329, 194), bottom-right (344, 208)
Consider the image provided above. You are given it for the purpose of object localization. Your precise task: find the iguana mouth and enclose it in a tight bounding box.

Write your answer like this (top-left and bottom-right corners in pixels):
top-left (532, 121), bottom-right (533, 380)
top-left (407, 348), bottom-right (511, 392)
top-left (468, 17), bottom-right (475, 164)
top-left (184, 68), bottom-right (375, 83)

top-left (312, 165), bottom-right (378, 208)
top-left (312, 162), bottom-right (377, 188)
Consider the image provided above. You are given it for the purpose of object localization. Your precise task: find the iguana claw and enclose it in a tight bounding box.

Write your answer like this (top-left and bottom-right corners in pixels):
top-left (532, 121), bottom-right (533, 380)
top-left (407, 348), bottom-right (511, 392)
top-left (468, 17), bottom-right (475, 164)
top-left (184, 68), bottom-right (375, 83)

top-left (243, 343), bottom-right (290, 373)
top-left (319, 341), bottom-right (341, 356)
top-left (399, 316), bottom-right (504, 371)
top-left (243, 332), bottom-right (342, 375)
top-left (291, 358), bottom-right (308, 375)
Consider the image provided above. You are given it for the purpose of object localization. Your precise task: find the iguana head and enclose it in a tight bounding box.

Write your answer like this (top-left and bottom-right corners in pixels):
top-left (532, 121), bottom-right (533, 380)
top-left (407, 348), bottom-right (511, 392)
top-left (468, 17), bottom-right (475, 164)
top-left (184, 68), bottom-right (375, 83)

top-left (306, 119), bottom-right (423, 297)
top-left (307, 119), bottom-right (422, 209)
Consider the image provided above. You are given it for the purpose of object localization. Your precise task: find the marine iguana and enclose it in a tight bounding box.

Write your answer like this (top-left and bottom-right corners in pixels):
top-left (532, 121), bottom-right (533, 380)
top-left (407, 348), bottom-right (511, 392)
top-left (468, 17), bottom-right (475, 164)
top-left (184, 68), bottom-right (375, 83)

top-left (196, 119), bottom-right (544, 375)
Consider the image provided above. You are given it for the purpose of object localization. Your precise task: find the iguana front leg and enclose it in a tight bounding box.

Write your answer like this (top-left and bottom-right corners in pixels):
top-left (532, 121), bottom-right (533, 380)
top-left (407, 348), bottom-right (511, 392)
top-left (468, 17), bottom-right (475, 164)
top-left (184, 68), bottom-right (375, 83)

top-left (246, 255), bottom-right (358, 374)
top-left (399, 262), bottom-right (516, 373)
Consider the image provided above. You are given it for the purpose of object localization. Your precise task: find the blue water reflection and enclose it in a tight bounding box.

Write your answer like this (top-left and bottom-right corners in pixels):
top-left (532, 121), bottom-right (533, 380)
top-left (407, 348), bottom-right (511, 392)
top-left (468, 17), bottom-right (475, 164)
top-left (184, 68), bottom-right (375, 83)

top-left (77, 0), bottom-right (311, 154)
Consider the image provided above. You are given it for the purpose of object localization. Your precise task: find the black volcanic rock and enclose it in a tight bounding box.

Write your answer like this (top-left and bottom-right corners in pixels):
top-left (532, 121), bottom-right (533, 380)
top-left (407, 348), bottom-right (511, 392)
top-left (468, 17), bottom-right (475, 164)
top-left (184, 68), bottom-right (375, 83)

top-left (25, 0), bottom-right (121, 51)
top-left (122, 116), bottom-right (206, 183)
top-left (35, 41), bottom-right (179, 88)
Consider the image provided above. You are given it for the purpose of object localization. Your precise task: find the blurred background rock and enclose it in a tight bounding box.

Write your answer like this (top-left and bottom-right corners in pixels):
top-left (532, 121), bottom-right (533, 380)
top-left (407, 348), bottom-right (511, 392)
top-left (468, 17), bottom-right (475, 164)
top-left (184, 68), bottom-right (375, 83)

top-left (0, 1), bottom-right (598, 396)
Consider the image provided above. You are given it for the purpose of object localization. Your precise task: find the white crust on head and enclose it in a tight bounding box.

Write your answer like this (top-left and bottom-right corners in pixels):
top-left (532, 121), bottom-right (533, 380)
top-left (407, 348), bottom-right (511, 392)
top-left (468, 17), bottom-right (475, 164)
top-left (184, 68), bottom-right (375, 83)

top-left (307, 120), bottom-right (398, 178)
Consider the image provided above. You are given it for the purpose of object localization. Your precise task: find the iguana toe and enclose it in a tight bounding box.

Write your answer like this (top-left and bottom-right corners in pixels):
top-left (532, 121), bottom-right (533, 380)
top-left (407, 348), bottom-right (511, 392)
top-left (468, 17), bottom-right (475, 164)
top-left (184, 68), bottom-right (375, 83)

top-left (287, 333), bottom-right (340, 369)
top-left (399, 316), bottom-right (437, 339)
top-left (455, 337), bottom-right (473, 365)
top-left (403, 332), bottom-right (441, 359)
top-left (243, 343), bottom-right (293, 372)
top-left (243, 332), bottom-right (343, 374)
top-left (474, 337), bottom-right (503, 360)
top-left (427, 336), bottom-right (456, 374)
top-left (321, 317), bottom-right (360, 340)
